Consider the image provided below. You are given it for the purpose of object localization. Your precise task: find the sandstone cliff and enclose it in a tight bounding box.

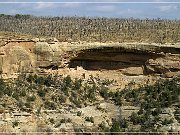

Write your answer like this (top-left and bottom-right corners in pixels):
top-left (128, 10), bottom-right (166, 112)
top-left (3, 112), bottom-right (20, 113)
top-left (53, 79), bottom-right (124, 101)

top-left (0, 34), bottom-right (180, 79)
top-left (0, 33), bottom-right (180, 133)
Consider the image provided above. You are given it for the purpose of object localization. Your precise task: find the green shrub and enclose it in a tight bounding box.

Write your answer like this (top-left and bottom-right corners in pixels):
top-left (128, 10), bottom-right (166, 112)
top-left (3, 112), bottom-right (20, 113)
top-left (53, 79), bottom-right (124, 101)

top-left (25, 102), bottom-right (31, 108)
top-left (16, 100), bottom-right (24, 108)
top-left (44, 101), bottom-right (56, 110)
top-left (27, 95), bottom-right (36, 102)
top-left (35, 76), bottom-right (44, 85)
top-left (63, 75), bottom-right (72, 88)
top-left (174, 109), bottom-right (180, 123)
top-left (44, 75), bottom-right (53, 87)
top-left (12, 120), bottom-right (19, 128)
top-left (110, 119), bottom-right (121, 133)
top-left (77, 111), bottom-right (82, 116)
top-left (26, 74), bottom-right (34, 83)
top-left (37, 89), bottom-right (46, 97)
top-left (58, 95), bottom-right (66, 103)
top-left (19, 90), bottom-right (26, 97)
top-left (130, 112), bottom-right (139, 125)
top-left (74, 100), bottom-right (82, 108)
top-left (0, 79), bottom-right (7, 97)
top-left (4, 87), bottom-right (12, 96)
top-left (60, 118), bottom-right (66, 123)
top-left (85, 116), bottom-right (94, 123)
top-left (152, 108), bottom-right (161, 116)
top-left (49, 118), bottom-right (55, 124)
top-left (0, 90), bottom-right (3, 98)
top-left (12, 92), bottom-right (19, 100)
top-left (100, 85), bottom-right (109, 100)
top-left (114, 95), bottom-right (122, 106)
top-left (120, 118), bottom-right (128, 129)
top-left (162, 118), bottom-right (173, 125)
top-left (73, 78), bottom-right (82, 90)
top-left (67, 118), bottom-right (72, 123)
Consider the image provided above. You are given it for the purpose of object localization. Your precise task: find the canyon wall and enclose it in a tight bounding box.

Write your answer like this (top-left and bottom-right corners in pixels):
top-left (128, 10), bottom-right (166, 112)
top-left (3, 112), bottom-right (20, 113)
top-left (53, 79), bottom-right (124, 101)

top-left (0, 36), bottom-right (180, 78)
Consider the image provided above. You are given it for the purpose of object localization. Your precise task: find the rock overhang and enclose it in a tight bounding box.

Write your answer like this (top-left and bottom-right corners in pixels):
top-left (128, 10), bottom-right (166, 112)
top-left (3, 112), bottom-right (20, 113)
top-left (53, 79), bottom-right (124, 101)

top-left (0, 38), bottom-right (180, 78)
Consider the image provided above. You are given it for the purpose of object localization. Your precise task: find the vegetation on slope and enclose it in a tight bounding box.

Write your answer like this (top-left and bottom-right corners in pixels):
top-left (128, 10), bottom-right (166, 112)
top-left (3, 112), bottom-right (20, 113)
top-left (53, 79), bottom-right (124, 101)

top-left (0, 14), bottom-right (180, 43)
top-left (0, 74), bottom-right (115, 111)
top-left (0, 74), bottom-right (179, 133)
top-left (98, 78), bottom-right (180, 133)
top-left (121, 78), bottom-right (180, 132)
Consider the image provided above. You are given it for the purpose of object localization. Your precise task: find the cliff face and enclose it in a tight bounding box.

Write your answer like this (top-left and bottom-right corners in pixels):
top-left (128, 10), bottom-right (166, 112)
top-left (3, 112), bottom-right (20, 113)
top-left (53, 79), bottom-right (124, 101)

top-left (0, 36), bottom-right (180, 79)
top-left (0, 40), bottom-right (64, 78)
top-left (0, 42), bottom-right (35, 78)
top-left (0, 35), bottom-right (180, 133)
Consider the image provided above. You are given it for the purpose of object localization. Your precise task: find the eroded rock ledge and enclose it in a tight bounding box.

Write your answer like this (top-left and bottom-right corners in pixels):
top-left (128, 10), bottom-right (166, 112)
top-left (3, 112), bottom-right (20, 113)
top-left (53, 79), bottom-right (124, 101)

top-left (0, 37), bottom-right (180, 79)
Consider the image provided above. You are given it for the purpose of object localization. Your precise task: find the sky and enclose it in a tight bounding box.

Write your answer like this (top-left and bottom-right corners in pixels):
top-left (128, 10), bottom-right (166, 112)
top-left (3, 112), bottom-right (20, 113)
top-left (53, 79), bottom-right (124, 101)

top-left (0, 0), bottom-right (180, 19)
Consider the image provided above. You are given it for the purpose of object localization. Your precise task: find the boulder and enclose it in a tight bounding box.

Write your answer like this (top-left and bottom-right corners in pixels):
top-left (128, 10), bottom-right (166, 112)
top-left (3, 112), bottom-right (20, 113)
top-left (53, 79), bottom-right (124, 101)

top-left (164, 71), bottom-right (180, 78)
top-left (31, 38), bottom-right (39, 42)
top-left (121, 67), bottom-right (144, 76)
top-left (145, 56), bottom-right (180, 75)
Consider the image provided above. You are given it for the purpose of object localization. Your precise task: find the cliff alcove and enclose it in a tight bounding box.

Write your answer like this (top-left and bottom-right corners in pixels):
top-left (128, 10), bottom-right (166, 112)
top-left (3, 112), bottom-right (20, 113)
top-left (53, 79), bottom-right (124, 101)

top-left (68, 47), bottom-right (161, 74)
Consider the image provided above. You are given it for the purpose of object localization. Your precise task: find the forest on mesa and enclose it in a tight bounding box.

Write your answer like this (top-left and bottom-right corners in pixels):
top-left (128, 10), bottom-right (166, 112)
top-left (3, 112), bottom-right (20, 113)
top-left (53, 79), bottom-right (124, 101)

top-left (0, 14), bottom-right (180, 43)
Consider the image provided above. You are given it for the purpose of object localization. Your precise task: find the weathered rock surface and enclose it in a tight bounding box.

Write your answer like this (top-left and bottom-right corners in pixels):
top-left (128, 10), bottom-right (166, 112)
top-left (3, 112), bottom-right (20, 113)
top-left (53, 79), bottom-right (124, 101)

top-left (145, 55), bottom-right (180, 77)
top-left (0, 36), bottom-right (180, 78)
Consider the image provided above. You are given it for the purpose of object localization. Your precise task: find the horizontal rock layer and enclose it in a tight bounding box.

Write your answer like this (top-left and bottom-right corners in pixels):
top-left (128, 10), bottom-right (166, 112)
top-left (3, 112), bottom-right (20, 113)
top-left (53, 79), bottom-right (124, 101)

top-left (0, 38), bottom-right (180, 78)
